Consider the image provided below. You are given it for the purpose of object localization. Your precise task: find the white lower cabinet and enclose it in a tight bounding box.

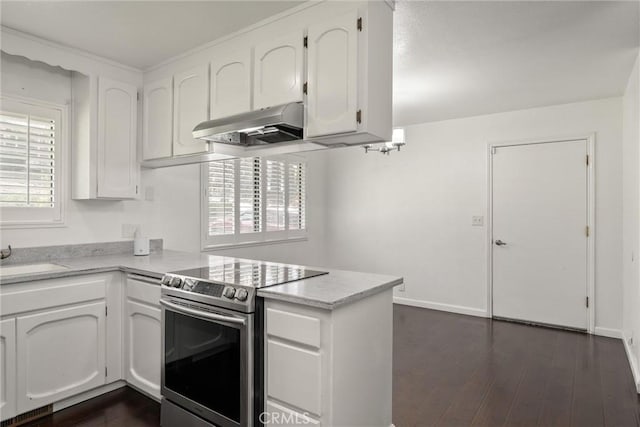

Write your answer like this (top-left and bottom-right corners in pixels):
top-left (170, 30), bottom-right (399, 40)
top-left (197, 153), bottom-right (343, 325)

top-left (265, 289), bottom-right (393, 427)
top-left (16, 301), bottom-right (106, 413)
top-left (124, 279), bottom-right (161, 400)
top-left (0, 318), bottom-right (17, 421)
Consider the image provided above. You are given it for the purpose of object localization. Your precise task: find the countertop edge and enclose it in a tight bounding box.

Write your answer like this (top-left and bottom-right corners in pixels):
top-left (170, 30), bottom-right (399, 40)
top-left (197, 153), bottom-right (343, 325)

top-left (256, 277), bottom-right (403, 310)
top-left (0, 265), bottom-right (162, 285)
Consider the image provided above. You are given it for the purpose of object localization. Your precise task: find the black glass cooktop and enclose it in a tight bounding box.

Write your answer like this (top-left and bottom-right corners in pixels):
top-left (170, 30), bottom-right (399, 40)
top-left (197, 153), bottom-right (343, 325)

top-left (171, 262), bottom-right (328, 289)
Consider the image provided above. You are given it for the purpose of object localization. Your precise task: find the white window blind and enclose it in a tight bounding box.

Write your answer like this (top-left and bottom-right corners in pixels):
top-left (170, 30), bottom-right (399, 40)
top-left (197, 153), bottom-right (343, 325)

top-left (207, 160), bottom-right (235, 236)
top-left (239, 158), bottom-right (262, 234)
top-left (288, 161), bottom-right (306, 230)
top-left (203, 156), bottom-right (306, 248)
top-left (266, 159), bottom-right (285, 232)
top-left (0, 111), bottom-right (56, 208)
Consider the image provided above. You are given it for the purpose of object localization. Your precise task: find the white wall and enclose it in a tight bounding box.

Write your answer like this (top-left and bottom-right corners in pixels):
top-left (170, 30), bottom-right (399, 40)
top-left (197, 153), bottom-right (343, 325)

top-left (622, 53), bottom-right (640, 389)
top-left (0, 52), bottom-right (328, 266)
top-left (324, 97), bottom-right (624, 331)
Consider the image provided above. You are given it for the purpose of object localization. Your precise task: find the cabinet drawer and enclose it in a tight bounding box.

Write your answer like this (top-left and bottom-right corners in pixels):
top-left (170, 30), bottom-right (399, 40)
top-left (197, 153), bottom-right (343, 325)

top-left (267, 340), bottom-right (321, 416)
top-left (265, 400), bottom-right (320, 426)
top-left (0, 274), bottom-right (108, 316)
top-left (266, 308), bottom-right (321, 349)
top-left (126, 278), bottom-right (161, 307)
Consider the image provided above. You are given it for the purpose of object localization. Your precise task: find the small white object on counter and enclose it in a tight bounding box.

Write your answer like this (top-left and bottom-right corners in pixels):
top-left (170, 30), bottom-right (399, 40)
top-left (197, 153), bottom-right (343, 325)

top-left (133, 228), bottom-right (150, 256)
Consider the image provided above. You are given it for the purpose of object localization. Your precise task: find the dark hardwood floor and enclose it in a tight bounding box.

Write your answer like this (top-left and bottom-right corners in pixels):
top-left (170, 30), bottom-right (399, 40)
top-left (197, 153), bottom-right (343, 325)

top-left (394, 305), bottom-right (640, 427)
top-left (22, 305), bottom-right (640, 427)
top-left (22, 387), bottom-right (159, 427)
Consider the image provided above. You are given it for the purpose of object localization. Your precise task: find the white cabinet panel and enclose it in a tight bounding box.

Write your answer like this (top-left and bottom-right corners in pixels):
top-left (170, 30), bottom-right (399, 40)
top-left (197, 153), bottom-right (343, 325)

top-left (125, 300), bottom-right (161, 399)
top-left (266, 308), bottom-right (320, 349)
top-left (254, 32), bottom-right (304, 110)
top-left (16, 302), bottom-right (106, 413)
top-left (173, 65), bottom-right (209, 156)
top-left (97, 77), bottom-right (138, 198)
top-left (143, 77), bottom-right (173, 160)
top-left (267, 340), bottom-right (321, 416)
top-left (210, 50), bottom-right (251, 119)
top-left (306, 10), bottom-right (359, 138)
top-left (0, 318), bottom-right (16, 421)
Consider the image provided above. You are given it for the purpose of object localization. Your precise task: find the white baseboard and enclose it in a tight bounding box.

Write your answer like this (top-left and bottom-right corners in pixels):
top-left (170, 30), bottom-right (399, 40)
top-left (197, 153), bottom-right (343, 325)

top-left (393, 296), bottom-right (487, 318)
top-left (53, 380), bottom-right (126, 412)
top-left (594, 327), bottom-right (623, 339)
top-left (622, 332), bottom-right (640, 394)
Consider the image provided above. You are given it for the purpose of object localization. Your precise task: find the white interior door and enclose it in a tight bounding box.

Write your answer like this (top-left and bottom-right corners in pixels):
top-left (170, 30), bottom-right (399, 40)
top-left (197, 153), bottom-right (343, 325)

top-left (492, 140), bottom-right (589, 330)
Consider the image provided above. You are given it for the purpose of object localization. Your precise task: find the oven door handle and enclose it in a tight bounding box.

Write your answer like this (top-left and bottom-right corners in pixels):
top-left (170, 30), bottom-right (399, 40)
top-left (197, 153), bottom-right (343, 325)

top-left (160, 299), bottom-right (247, 326)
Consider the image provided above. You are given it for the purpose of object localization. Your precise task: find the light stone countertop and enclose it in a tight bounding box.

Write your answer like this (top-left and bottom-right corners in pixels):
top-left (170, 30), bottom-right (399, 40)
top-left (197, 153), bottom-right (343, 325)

top-left (0, 249), bottom-right (402, 310)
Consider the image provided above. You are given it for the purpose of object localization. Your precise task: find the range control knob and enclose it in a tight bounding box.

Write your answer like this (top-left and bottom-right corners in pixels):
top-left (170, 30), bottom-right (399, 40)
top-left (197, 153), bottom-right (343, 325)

top-left (183, 278), bottom-right (196, 291)
top-left (161, 276), bottom-right (171, 286)
top-left (223, 287), bottom-right (236, 299)
top-left (235, 289), bottom-right (249, 301)
top-left (170, 277), bottom-right (182, 288)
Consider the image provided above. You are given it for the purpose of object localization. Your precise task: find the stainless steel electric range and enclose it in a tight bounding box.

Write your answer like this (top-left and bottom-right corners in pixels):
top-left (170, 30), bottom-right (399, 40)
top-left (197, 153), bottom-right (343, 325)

top-left (159, 261), bottom-right (328, 427)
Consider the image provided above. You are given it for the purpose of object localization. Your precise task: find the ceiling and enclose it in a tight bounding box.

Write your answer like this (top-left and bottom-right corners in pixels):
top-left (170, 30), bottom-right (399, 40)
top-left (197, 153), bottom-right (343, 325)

top-left (1, 1), bottom-right (639, 126)
top-left (393, 0), bottom-right (640, 126)
top-left (0, 1), bottom-right (303, 70)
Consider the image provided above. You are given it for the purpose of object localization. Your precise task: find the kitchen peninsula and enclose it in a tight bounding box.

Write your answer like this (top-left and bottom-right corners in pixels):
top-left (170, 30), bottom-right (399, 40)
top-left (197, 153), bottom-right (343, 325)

top-left (0, 243), bottom-right (401, 427)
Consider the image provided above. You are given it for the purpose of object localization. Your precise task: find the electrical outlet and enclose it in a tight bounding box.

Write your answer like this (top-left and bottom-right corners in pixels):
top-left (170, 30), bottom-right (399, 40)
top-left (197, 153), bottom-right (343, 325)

top-left (145, 186), bottom-right (155, 201)
top-left (121, 224), bottom-right (139, 238)
top-left (472, 216), bottom-right (484, 226)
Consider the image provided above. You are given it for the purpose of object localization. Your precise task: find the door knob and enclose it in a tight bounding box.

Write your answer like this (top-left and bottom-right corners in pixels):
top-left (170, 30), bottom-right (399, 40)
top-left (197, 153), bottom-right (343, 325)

top-left (495, 240), bottom-right (507, 246)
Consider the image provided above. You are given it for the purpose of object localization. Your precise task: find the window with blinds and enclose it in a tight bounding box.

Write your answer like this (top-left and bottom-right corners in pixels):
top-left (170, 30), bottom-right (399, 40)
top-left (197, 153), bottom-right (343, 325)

top-left (203, 156), bottom-right (306, 248)
top-left (0, 96), bottom-right (64, 227)
top-left (0, 112), bottom-right (56, 207)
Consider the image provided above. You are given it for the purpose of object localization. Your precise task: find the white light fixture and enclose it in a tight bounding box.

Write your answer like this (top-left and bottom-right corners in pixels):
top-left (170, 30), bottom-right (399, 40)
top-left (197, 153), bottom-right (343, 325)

top-left (363, 128), bottom-right (406, 155)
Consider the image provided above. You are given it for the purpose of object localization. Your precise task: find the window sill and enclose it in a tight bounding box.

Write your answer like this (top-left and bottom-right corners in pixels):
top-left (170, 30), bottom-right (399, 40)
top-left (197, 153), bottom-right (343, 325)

top-left (1, 220), bottom-right (66, 230)
top-left (201, 236), bottom-right (308, 252)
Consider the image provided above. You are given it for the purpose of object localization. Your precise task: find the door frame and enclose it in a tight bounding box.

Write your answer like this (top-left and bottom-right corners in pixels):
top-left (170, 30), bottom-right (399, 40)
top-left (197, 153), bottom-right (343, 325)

top-left (486, 134), bottom-right (595, 333)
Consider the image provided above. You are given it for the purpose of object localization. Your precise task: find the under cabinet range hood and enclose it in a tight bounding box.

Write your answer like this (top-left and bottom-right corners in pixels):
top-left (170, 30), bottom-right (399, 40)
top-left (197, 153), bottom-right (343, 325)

top-left (191, 102), bottom-right (326, 159)
top-left (193, 102), bottom-right (303, 145)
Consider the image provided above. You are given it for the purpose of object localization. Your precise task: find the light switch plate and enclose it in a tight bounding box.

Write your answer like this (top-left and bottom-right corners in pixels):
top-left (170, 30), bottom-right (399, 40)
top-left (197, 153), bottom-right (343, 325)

top-left (472, 216), bottom-right (484, 226)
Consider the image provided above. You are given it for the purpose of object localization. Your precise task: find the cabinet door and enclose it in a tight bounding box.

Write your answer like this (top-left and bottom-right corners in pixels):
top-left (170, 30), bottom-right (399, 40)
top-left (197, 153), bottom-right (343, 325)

top-left (125, 300), bottom-right (161, 399)
top-left (306, 10), bottom-right (359, 138)
top-left (210, 50), bottom-right (251, 119)
top-left (0, 318), bottom-right (16, 421)
top-left (143, 77), bottom-right (173, 160)
top-left (97, 77), bottom-right (138, 198)
top-left (16, 302), bottom-right (106, 413)
top-left (173, 65), bottom-right (209, 156)
top-left (254, 32), bottom-right (304, 110)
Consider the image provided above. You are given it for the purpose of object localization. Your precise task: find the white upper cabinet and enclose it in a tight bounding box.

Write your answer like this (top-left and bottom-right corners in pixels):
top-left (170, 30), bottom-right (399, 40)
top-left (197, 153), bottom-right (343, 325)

top-left (0, 318), bottom-right (16, 422)
top-left (173, 65), bottom-right (209, 156)
top-left (16, 301), bottom-right (106, 413)
top-left (72, 74), bottom-right (140, 200)
top-left (253, 31), bottom-right (304, 110)
top-left (97, 77), bottom-right (138, 198)
top-left (306, 10), bottom-right (359, 138)
top-left (142, 1), bottom-right (392, 159)
top-left (143, 77), bottom-right (173, 160)
top-left (210, 50), bottom-right (252, 119)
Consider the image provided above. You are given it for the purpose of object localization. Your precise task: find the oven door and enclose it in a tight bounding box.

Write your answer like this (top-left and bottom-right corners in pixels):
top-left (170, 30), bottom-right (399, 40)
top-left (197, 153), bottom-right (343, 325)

top-left (161, 297), bottom-right (253, 427)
